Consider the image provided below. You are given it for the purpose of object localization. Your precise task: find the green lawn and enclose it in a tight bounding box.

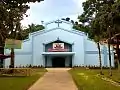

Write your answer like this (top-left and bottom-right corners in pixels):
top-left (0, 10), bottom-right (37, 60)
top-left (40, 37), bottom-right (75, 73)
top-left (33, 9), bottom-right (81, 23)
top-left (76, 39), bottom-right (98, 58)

top-left (69, 68), bottom-right (120, 90)
top-left (0, 68), bottom-right (47, 90)
top-left (100, 69), bottom-right (120, 83)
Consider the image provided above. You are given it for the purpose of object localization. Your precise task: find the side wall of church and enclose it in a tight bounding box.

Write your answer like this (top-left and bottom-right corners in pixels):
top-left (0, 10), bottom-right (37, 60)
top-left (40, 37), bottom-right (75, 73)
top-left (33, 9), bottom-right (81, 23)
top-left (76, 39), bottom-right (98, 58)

top-left (84, 37), bottom-right (114, 67)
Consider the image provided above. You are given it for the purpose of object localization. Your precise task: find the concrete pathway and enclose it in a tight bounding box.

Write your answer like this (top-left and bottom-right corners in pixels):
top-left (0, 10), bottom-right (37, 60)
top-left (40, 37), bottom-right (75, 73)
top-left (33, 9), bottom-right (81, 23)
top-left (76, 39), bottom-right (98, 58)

top-left (28, 68), bottom-right (78, 90)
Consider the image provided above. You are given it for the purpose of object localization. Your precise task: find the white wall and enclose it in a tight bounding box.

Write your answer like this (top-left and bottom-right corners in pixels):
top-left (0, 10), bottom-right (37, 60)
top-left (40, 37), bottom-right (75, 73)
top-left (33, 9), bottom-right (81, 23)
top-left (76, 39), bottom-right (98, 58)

top-left (85, 54), bottom-right (104, 66)
top-left (84, 38), bottom-right (114, 67)
top-left (4, 54), bottom-right (32, 67)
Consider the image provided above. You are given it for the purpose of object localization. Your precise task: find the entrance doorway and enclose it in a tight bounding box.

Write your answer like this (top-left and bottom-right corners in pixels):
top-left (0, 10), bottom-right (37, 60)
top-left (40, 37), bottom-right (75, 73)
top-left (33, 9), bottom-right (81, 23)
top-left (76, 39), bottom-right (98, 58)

top-left (52, 57), bottom-right (65, 67)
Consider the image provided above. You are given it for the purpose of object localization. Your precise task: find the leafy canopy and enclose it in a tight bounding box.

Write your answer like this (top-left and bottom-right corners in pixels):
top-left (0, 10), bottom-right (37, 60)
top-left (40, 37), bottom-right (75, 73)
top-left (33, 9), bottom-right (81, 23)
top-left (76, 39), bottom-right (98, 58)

top-left (19, 24), bottom-right (45, 40)
top-left (0, 0), bottom-right (43, 44)
top-left (74, 0), bottom-right (120, 42)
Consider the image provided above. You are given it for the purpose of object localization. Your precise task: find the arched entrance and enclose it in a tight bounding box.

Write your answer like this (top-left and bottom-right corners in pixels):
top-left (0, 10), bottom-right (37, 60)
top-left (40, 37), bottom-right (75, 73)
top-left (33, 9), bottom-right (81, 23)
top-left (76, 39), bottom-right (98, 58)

top-left (52, 57), bottom-right (65, 67)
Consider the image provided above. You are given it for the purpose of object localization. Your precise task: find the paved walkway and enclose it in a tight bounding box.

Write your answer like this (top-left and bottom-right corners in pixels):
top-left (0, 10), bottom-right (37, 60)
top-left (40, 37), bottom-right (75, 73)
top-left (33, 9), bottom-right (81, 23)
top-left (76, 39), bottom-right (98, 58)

top-left (28, 68), bottom-right (78, 90)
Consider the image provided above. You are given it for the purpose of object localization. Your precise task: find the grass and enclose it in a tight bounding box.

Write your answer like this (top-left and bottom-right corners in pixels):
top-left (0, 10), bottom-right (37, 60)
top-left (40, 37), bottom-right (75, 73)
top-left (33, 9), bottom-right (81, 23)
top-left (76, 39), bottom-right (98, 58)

top-left (101, 69), bottom-right (120, 83)
top-left (0, 68), bottom-right (47, 90)
top-left (69, 68), bottom-right (120, 90)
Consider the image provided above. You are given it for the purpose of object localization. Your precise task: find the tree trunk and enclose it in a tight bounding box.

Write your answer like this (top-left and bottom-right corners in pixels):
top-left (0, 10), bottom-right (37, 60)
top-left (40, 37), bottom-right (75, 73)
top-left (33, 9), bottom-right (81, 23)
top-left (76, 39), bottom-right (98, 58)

top-left (97, 42), bottom-right (103, 75)
top-left (116, 37), bottom-right (120, 70)
top-left (10, 48), bottom-right (14, 68)
top-left (108, 39), bottom-right (112, 76)
top-left (0, 40), bottom-right (5, 68)
top-left (0, 46), bottom-right (4, 68)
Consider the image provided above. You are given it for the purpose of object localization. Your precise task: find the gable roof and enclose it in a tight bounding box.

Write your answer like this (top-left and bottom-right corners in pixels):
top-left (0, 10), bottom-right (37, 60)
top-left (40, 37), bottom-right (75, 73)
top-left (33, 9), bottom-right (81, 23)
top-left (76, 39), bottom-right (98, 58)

top-left (30, 19), bottom-right (86, 36)
top-left (23, 19), bottom-right (86, 42)
top-left (45, 19), bottom-right (73, 26)
top-left (30, 27), bottom-right (86, 37)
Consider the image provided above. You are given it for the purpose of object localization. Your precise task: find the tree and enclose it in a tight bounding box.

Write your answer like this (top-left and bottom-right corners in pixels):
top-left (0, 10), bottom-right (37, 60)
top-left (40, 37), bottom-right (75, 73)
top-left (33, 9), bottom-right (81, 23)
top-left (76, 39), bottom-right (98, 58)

top-left (73, 19), bottom-right (103, 75)
top-left (0, 0), bottom-right (44, 68)
top-left (73, 0), bottom-right (116, 75)
top-left (77, 0), bottom-right (120, 76)
top-left (91, 0), bottom-right (120, 76)
top-left (27, 23), bottom-right (45, 33)
top-left (19, 23), bottom-right (44, 40)
top-left (76, 0), bottom-right (106, 75)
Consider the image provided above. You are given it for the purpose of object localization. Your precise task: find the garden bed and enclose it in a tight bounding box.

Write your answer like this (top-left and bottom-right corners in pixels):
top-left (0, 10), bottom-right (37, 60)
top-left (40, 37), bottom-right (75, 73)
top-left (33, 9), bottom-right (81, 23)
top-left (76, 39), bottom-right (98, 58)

top-left (0, 68), bottom-right (32, 76)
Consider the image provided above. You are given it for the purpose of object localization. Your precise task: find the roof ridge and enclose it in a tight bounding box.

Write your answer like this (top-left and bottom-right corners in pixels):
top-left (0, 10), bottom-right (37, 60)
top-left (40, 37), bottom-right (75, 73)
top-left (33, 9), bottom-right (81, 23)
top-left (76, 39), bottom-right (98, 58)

top-left (45, 19), bottom-right (73, 26)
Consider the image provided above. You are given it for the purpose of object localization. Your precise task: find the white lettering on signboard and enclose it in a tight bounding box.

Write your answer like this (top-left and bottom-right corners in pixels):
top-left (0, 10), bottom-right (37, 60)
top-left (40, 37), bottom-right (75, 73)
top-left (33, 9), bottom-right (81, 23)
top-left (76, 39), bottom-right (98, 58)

top-left (53, 43), bottom-right (64, 49)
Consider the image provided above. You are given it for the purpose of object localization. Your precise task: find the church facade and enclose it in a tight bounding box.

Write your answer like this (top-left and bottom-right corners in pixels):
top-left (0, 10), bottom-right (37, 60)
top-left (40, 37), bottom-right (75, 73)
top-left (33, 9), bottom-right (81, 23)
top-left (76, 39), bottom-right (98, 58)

top-left (4, 19), bottom-right (115, 67)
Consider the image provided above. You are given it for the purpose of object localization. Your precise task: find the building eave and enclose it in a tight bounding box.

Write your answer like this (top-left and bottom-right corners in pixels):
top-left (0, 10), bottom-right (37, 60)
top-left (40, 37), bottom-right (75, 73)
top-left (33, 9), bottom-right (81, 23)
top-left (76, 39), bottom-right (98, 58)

top-left (31, 27), bottom-right (85, 38)
top-left (45, 19), bottom-right (73, 26)
top-left (42, 52), bottom-right (75, 56)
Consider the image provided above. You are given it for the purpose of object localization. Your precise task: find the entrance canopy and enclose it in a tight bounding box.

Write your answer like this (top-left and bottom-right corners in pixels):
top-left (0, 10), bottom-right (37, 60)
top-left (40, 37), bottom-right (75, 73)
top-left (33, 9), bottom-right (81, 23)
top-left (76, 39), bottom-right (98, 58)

top-left (42, 52), bottom-right (75, 56)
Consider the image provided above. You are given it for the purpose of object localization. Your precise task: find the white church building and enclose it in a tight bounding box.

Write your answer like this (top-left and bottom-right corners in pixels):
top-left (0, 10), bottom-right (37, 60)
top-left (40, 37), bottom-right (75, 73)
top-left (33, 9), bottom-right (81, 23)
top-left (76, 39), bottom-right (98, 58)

top-left (4, 19), bottom-right (115, 67)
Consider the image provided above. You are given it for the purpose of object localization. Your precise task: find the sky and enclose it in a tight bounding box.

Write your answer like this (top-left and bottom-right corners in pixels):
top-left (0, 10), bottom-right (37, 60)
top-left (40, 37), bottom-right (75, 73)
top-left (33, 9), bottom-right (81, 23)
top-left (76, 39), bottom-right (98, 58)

top-left (21, 0), bottom-right (86, 27)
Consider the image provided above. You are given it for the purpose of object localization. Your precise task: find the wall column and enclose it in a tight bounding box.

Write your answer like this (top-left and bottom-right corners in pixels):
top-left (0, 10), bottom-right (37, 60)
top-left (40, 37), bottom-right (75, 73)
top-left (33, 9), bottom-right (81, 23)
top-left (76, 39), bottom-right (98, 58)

top-left (46, 56), bottom-right (52, 67)
top-left (65, 56), bottom-right (70, 67)
top-left (42, 55), bottom-right (45, 67)
top-left (72, 43), bottom-right (74, 67)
